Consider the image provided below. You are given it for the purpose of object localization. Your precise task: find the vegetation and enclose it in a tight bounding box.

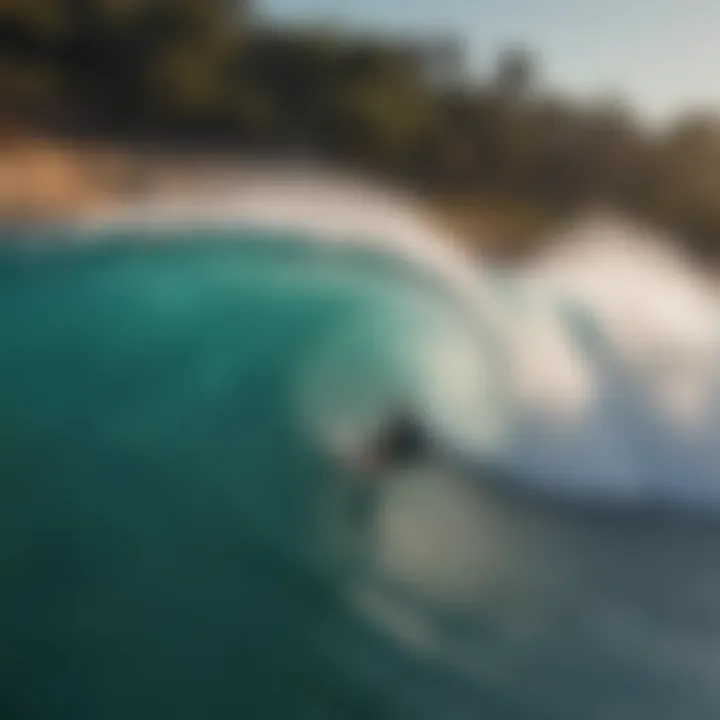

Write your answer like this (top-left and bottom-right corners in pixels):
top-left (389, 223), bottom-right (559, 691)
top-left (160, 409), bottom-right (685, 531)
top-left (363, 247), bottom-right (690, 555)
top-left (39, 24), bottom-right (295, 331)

top-left (3, 0), bottom-right (720, 258)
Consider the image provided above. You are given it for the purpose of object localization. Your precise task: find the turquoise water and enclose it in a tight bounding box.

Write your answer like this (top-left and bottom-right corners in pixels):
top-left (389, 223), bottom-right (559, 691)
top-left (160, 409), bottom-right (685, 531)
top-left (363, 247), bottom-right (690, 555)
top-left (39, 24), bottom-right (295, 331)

top-left (1, 228), bottom-right (720, 719)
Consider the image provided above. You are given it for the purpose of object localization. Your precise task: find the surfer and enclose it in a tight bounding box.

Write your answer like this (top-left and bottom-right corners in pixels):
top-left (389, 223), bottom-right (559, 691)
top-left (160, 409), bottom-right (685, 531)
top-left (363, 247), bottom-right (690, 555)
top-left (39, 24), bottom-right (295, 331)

top-left (335, 409), bottom-right (433, 520)
top-left (342, 409), bottom-right (432, 472)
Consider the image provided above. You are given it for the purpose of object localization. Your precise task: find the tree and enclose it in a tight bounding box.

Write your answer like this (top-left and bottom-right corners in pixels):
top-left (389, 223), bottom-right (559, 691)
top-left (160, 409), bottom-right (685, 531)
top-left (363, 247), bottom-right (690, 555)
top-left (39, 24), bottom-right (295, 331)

top-left (494, 46), bottom-right (535, 102)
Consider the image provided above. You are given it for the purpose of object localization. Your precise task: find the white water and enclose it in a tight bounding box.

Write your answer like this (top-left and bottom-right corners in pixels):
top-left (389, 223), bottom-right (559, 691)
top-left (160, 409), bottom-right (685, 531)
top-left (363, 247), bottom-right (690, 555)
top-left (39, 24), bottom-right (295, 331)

top-left (493, 214), bottom-right (720, 504)
top-left (73, 172), bottom-right (720, 506)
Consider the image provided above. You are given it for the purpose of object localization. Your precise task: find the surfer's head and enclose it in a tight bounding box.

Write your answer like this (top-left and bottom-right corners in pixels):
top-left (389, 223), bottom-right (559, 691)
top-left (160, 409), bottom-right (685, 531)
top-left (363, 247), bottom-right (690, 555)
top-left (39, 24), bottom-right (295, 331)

top-left (368, 411), bottom-right (431, 470)
top-left (335, 410), bottom-right (431, 474)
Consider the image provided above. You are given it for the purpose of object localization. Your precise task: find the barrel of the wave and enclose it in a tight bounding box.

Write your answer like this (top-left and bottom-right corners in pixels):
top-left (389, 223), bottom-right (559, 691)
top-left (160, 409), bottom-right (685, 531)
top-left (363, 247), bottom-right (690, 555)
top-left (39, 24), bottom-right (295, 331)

top-left (0, 226), bottom-right (498, 719)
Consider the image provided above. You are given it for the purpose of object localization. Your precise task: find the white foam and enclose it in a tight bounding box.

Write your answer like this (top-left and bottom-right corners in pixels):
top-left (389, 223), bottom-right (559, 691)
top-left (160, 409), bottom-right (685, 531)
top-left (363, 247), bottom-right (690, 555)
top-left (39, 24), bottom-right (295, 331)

top-left (70, 176), bottom-right (720, 504)
top-left (495, 213), bottom-right (720, 502)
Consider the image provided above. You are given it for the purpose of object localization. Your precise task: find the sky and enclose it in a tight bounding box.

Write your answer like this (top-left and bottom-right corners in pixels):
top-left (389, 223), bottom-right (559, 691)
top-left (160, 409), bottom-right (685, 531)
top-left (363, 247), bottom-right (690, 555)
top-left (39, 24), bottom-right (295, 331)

top-left (259, 0), bottom-right (720, 123)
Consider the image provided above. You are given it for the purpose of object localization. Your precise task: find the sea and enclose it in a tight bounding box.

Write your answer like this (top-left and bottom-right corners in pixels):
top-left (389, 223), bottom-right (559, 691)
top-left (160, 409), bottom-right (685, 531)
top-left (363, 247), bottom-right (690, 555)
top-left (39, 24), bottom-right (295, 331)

top-left (1, 206), bottom-right (720, 719)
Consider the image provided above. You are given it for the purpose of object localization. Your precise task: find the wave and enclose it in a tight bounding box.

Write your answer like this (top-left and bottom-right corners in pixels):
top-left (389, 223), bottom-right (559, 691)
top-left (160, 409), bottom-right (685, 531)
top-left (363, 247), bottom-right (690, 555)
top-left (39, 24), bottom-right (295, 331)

top-left (7, 179), bottom-right (720, 509)
top-left (5, 184), bottom-right (720, 718)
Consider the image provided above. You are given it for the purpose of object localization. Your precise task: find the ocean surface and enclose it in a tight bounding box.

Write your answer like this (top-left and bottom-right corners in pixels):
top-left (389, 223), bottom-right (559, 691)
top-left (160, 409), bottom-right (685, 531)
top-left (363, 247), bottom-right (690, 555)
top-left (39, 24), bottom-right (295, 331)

top-left (2, 219), bottom-right (720, 720)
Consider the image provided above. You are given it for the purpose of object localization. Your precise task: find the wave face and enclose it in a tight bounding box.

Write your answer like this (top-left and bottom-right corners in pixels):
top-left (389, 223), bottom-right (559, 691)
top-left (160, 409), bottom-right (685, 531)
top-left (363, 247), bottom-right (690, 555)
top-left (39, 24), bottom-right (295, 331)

top-left (2, 215), bottom-right (720, 719)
